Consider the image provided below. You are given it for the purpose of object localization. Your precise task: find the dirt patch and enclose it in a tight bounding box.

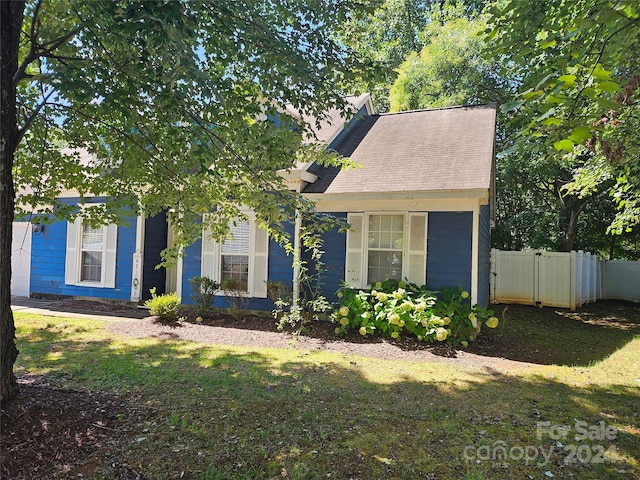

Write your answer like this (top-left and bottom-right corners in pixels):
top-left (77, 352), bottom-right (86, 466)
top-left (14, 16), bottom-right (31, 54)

top-left (1, 377), bottom-right (144, 479)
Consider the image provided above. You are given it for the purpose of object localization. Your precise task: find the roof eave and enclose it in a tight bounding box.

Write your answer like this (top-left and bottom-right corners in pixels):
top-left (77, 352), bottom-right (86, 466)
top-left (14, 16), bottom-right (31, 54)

top-left (304, 188), bottom-right (490, 203)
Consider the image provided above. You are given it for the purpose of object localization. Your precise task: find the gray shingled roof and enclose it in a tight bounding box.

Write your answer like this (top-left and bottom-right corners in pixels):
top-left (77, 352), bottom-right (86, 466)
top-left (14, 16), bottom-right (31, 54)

top-left (286, 93), bottom-right (372, 146)
top-left (304, 104), bottom-right (496, 195)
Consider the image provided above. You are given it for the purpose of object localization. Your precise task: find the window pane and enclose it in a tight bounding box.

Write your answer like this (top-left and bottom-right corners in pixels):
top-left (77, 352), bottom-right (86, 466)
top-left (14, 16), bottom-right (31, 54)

top-left (82, 224), bottom-right (103, 251)
top-left (81, 251), bottom-right (102, 282)
top-left (392, 233), bottom-right (403, 249)
top-left (222, 220), bottom-right (250, 255)
top-left (367, 251), bottom-right (402, 285)
top-left (221, 255), bottom-right (248, 291)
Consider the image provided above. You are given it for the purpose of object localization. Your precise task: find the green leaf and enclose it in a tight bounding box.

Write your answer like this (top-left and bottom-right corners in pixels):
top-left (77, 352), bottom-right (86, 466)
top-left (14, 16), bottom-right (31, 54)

top-left (557, 74), bottom-right (576, 87)
top-left (583, 87), bottom-right (597, 99)
top-left (554, 139), bottom-right (575, 151)
top-left (597, 98), bottom-right (620, 110)
top-left (500, 101), bottom-right (524, 113)
top-left (568, 126), bottom-right (592, 142)
top-left (592, 64), bottom-right (612, 81)
top-left (541, 117), bottom-right (562, 126)
top-left (537, 108), bottom-right (556, 122)
top-left (536, 73), bottom-right (554, 90)
top-left (541, 39), bottom-right (557, 49)
top-left (599, 81), bottom-right (621, 93)
top-left (523, 89), bottom-right (543, 100)
top-left (546, 94), bottom-right (566, 104)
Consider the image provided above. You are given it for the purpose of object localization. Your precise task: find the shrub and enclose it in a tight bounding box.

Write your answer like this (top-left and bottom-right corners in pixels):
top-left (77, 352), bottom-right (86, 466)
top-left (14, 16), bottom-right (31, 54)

top-left (221, 278), bottom-right (248, 317)
top-left (145, 287), bottom-right (181, 321)
top-left (267, 280), bottom-right (291, 303)
top-left (332, 280), bottom-right (497, 346)
top-left (189, 276), bottom-right (219, 316)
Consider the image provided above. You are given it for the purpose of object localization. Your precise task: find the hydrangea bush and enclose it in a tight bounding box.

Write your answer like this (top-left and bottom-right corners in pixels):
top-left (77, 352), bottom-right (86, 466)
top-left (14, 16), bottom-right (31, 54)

top-left (332, 279), bottom-right (498, 347)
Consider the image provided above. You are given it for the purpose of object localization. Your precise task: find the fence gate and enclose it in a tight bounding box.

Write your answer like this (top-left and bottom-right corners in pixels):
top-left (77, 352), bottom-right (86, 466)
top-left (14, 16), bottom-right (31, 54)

top-left (491, 249), bottom-right (601, 310)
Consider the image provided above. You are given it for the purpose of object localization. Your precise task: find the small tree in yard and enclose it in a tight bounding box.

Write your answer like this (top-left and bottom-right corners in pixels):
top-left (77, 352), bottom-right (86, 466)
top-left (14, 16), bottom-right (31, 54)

top-left (0, 0), bottom-right (382, 403)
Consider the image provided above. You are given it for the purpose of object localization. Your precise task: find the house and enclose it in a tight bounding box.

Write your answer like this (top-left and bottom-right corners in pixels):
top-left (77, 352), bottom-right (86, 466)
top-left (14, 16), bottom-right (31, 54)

top-left (14, 96), bottom-right (497, 309)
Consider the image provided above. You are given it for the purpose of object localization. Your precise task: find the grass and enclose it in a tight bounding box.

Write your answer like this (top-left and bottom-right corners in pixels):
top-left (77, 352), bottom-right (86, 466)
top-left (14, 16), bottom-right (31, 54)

top-left (12, 304), bottom-right (640, 480)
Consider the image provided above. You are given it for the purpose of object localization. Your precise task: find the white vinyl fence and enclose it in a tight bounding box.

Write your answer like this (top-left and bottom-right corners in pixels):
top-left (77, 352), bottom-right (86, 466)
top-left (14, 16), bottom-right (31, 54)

top-left (490, 249), bottom-right (604, 310)
top-left (602, 261), bottom-right (640, 303)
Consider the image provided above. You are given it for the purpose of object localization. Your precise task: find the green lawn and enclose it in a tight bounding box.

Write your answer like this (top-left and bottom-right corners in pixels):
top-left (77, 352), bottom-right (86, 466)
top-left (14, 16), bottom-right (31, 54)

top-left (12, 305), bottom-right (640, 480)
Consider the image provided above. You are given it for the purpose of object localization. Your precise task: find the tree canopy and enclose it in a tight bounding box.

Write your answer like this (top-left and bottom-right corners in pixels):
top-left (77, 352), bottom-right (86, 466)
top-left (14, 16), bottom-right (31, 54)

top-left (487, 0), bottom-right (640, 235)
top-left (341, 0), bottom-right (484, 111)
top-left (389, 16), bottom-right (506, 110)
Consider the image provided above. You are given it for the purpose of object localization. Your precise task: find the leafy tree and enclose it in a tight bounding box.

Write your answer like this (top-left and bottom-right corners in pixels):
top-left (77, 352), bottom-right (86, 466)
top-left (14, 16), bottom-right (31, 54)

top-left (389, 17), bottom-right (508, 110)
top-left (487, 0), bottom-right (640, 237)
top-left (342, 0), bottom-right (485, 111)
top-left (0, 0), bottom-right (382, 402)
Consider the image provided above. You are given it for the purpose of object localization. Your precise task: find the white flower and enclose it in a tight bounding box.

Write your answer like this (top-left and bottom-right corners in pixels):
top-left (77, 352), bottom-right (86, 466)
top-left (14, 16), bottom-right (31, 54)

top-left (436, 328), bottom-right (448, 341)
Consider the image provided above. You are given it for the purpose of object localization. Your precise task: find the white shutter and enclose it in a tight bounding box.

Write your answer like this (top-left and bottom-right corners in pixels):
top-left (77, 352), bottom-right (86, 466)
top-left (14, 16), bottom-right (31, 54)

top-left (407, 213), bottom-right (427, 286)
top-left (64, 218), bottom-right (80, 285)
top-left (201, 223), bottom-right (220, 282)
top-left (345, 213), bottom-right (365, 288)
top-left (103, 224), bottom-right (118, 288)
top-left (251, 221), bottom-right (269, 298)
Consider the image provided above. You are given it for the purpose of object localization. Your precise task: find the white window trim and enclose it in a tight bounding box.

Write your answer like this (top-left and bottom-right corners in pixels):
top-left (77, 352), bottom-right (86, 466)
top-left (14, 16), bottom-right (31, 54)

top-left (65, 214), bottom-right (118, 288)
top-left (201, 211), bottom-right (269, 299)
top-left (345, 211), bottom-right (427, 289)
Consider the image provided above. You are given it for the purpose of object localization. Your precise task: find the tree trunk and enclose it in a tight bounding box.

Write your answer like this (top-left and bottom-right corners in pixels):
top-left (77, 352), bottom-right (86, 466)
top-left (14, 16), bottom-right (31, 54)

top-left (1, 0), bottom-right (25, 404)
top-left (562, 205), bottom-right (581, 252)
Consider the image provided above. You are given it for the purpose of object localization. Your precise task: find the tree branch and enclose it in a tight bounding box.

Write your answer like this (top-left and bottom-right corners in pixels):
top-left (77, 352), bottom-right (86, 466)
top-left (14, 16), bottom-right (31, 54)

top-left (565, 16), bottom-right (640, 121)
top-left (13, 0), bottom-right (42, 88)
top-left (16, 88), bottom-right (55, 143)
top-left (13, 7), bottom-right (83, 88)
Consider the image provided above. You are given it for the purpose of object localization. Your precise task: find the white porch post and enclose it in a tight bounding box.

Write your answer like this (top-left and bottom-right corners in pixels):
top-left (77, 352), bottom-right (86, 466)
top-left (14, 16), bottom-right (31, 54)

top-left (292, 208), bottom-right (302, 308)
top-left (130, 214), bottom-right (145, 302)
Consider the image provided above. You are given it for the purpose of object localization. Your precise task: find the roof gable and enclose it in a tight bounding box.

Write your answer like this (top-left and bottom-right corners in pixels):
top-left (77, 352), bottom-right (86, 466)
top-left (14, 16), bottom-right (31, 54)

top-left (304, 104), bottom-right (497, 195)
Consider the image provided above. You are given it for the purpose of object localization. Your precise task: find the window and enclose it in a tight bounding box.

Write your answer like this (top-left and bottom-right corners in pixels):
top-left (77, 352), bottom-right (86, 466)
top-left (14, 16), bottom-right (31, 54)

top-left (201, 212), bottom-right (269, 298)
top-left (65, 214), bottom-right (118, 288)
top-left (80, 223), bottom-right (104, 282)
top-left (221, 220), bottom-right (250, 291)
top-left (367, 214), bottom-right (404, 284)
top-left (345, 212), bottom-right (427, 289)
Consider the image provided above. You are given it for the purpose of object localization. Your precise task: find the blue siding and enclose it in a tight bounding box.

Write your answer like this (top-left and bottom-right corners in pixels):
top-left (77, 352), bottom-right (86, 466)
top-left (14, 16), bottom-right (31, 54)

top-left (312, 213), bottom-right (347, 303)
top-left (180, 222), bottom-right (295, 311)
top-left (180, 238), bottom-right (203, 305)
top-left (30, 211), bottom-right (136, 301)
top-left (267, 221), bottom-right (296, 294)
top-left (477, 205), bottom-right (491, 308)
top-left (426, 212), bottom-right (472, 294)
top-left (182, 239), bottom-right (202, 305)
